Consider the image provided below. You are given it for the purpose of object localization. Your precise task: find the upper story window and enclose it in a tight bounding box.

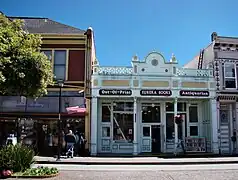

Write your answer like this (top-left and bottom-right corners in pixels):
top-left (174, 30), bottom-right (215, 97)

top-left (54, 50), bottom-right (66, 80)
top-left (41, 50), bottom-right (52, 61)
top-left (224, 63), bottom-right (236, 89)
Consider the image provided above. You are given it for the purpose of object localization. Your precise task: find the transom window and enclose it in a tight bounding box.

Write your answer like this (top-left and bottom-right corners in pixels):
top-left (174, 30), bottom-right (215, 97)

top-left (142, 104), bottom-right (160, 123)
top-left (113, 102), bottom-right (133, 111)
top-left (224, 63), bottom-right (236, 89)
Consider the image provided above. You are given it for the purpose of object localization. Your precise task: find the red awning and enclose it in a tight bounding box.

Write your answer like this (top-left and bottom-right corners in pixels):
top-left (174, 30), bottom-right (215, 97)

top-left (66, 106), bottom-right (86, 115)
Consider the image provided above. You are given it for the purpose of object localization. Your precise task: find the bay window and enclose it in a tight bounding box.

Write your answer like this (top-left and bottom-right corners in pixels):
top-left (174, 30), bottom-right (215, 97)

top-left (224, 63), bottom-right (236, 89)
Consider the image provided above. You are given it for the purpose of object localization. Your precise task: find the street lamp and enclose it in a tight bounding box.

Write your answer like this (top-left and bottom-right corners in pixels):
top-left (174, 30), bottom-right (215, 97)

top-left (56, 80), bottom-right (64, 161)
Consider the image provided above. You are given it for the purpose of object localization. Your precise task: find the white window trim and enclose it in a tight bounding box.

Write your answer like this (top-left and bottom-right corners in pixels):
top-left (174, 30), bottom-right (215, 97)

top-left (224, 63), bottom-right (237, 89)
top-left (53, 50), bottom-right (67, 80)
top-left (187, 104), bottom-right (200, 137)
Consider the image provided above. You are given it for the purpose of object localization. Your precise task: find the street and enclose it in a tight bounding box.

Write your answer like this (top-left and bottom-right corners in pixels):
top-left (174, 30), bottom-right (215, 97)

top-left (10, 164), bottom-right (238, 180)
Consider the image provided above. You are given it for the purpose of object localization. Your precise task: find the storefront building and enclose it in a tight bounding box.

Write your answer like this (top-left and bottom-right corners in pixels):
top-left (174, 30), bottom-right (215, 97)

top-left (184, 32), bottom-right (238, 155)
top-left (0, 93), bottom-right (85, 156)
top-left (90, 51), bottom-right (217, 156)
top-left (0, 15), bottom-right (96, 155)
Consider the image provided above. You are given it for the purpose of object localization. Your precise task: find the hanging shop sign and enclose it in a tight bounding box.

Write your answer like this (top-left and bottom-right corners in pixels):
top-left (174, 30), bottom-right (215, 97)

top-left (99, 89), bottom-right (132, 96)
top-left (180, 90), bottom-right (209, 97)
top-left (140, 89), bottom-right (172, 96)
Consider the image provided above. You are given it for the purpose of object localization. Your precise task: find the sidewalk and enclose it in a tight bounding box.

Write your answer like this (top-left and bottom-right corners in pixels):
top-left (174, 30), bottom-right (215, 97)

top-left (34, 156), bottom-right (238, 165)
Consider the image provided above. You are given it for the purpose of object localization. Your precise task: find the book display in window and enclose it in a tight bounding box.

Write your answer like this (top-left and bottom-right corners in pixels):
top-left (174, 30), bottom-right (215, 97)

top-left (185, 137), bottom-right (206, 152)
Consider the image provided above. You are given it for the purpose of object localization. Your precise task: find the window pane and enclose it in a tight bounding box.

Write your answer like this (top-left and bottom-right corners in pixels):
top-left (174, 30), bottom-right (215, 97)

top-left (54, 50), bottom-right (66, 65)
top-left (102, 106), bottom-right (110, 122)
top-left (41, 50), bottom-right (52, 60)
top-left (220, 110), bottom-right (228, 124)
top-left (102, 127), bottom-right (110, 137)
top-left (190, 126), bottom-right (198, 136)
top-left (166, 102), bottom-right (174, 111)
top-left (225, 64), bottom-right (235, 77)
top-left (142, 105), bottom-right (160, 123)
top-left (113, 102), bottom-right (133, 111)
top-left (225, 79), bottom-right (236, 88)
top-left (143, 127), bottom-right (150, 137)
top-left (178, 103), bottom-right (186, 112)
top-left (178, 113), bottom-right (185, 139)
top-left (54, 66), bottom-right (65, 80)
top-left (166, 114), bottom-right (174, 140)
top-left (189, 106), bottom-right (198, 122)
top-left (113, 113), bottom-right (133, 142)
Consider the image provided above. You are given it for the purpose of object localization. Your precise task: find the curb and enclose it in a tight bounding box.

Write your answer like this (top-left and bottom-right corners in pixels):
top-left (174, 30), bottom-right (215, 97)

top-left (35, 160), bottom-right (238, 165)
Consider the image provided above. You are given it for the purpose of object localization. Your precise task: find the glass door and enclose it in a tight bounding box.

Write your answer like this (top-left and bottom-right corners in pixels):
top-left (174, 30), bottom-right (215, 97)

top-left (141, 125), bottom-right (151, 152)
top-left (187, 104), bottom-right (199, 137)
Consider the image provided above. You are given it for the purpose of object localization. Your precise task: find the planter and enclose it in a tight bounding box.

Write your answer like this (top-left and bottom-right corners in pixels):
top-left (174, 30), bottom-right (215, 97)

top-left (11, 172), bottom-right (59, 179)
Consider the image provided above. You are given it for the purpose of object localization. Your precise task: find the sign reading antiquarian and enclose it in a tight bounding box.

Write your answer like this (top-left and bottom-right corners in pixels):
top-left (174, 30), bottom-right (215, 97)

top-left (140, 89), bottom-right (172, 96)
top-left (180, 90), bottom-right (209, 97)
top-left (99, 89), bottom-right (132, 96)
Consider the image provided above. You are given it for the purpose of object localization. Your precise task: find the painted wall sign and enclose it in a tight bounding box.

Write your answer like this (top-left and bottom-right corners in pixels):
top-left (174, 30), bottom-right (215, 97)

top-left (180, 90), bottom-right (209, 97)
top-left (140, 89), bottom-right (172, 96)
top-left (99, 89), bottom-right (132, 96)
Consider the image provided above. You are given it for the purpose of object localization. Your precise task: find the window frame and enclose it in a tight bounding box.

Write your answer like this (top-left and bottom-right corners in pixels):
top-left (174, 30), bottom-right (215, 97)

top-left (141, 103), bottom-right (161, 123)
top-left (187, 105), bottom-right (199, 137)
top-left (224, 63), bottom-right (237, 89)
top-left (53, 50), bottom-right (67, 80)
top-left (41, 50), bottom-right (52, 61)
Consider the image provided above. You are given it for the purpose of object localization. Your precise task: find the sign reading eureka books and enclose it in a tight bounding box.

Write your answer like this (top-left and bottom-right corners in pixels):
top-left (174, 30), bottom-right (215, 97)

top-left (140, 89), bottom-right (172, 96)
top-left (180, 90), bottom-right (209, 97)
top-left (99, 89), bottom-right (132, 96)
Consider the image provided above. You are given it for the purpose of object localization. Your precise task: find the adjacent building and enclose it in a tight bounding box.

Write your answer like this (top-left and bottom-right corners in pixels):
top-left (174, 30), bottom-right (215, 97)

top-left (185, 32), bottom-right (238, 155)
top-left (90, 51), bottom-right (217, 156)
top-left (0, 16), bottom-right (95, 155)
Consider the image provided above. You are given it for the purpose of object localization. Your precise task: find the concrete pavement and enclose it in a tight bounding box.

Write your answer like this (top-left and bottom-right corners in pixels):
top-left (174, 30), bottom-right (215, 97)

top-left (34, 156), bottom-right (238, 165)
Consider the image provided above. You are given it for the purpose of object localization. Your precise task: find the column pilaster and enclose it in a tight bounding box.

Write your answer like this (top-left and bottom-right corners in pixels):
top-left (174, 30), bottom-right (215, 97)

top-left (235, 99), bottom-right (238, 153)
top-left (90, 97), bottom-right (98, 156)
top-left (133, 97), bottom-right (138, 155)
top-left (211, 99), bottom-right (219, 154)
top-left (174, 98), bottom-right (178, 152)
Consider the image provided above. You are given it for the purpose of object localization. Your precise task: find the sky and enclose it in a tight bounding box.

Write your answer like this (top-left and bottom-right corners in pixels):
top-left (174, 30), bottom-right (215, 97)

top-left (1, 0), bottom-right (238, 66)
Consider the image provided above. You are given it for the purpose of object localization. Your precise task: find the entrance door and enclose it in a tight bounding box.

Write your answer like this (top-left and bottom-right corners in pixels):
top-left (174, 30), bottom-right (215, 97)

top-left (151, 125), bottom-right (161, 153)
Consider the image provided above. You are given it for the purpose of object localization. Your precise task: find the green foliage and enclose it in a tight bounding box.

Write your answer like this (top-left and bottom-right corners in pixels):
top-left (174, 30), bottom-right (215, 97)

top-left (21, 166), bottom-right (58, 176)
top-left (0, 14), bottom-right (53, 97)
top-left (0, 144), bottom-right (35, 172)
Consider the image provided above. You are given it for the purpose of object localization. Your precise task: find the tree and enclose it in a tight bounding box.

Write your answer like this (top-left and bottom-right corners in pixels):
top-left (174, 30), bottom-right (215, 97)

top-left (0, 14), bottom-right (53, 98)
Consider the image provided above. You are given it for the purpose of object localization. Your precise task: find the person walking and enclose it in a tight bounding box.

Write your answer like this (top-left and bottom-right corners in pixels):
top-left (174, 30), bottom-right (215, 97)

top-left (79, 133), bottom-right (86, 156)
top-left (65, 130), bottom-right (76, 158)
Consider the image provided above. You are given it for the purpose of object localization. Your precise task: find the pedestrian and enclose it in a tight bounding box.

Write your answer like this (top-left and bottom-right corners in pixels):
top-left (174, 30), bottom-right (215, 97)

top-left (231, 132), bottom-right (237, 154)
top-left (74, 131), bottom-right (80, 156)
top-left (79, 133), bottom-right (86, 156)
top-left (65, 130), bottom-right (76, 158)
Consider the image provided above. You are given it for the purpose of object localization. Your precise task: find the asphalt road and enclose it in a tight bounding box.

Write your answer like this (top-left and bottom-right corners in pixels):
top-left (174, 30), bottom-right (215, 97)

top-left (10, 164), bottom-right (238, 180)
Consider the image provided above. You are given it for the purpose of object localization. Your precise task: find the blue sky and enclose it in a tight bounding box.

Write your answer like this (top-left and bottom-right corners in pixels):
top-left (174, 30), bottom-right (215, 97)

top-left (2, 0), bottom-right (238, 66)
